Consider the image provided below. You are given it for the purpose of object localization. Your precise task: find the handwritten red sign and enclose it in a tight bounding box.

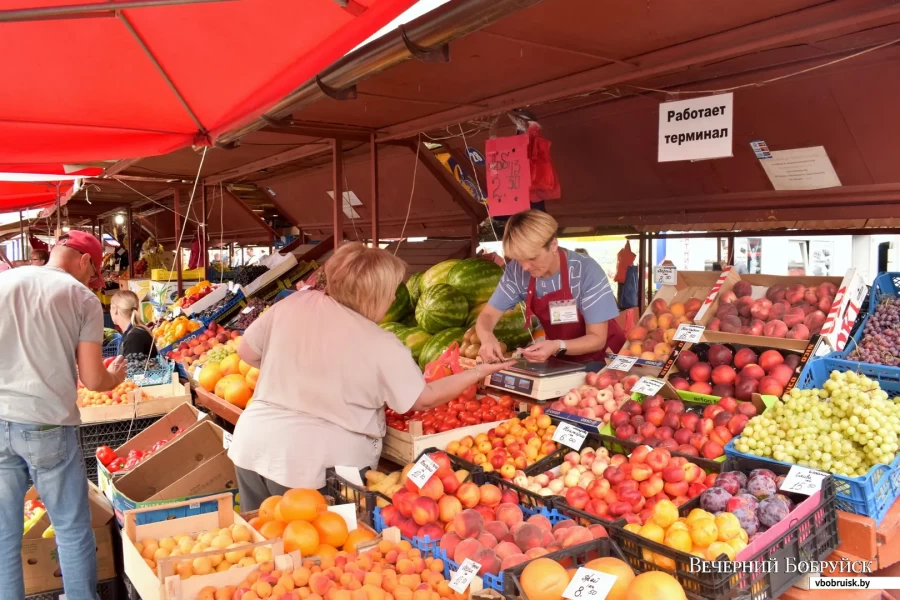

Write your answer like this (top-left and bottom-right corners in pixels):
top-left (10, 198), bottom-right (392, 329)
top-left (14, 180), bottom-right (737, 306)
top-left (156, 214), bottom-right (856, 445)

top-left (485, 135), bottom-right (530, 217)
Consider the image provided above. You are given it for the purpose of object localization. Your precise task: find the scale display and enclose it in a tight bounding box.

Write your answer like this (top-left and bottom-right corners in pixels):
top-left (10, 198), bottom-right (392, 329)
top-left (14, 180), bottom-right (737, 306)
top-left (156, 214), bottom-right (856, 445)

top-left (484, 357), bottom-right (586, 401)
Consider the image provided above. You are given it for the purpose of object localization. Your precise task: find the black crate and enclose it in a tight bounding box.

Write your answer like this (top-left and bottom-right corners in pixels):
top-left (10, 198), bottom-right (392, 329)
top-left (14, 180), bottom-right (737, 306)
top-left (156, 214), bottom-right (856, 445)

top-left (324, 467), bottom-right (389, 527)
top-left (26, 578), bottom-right (122, 600)
top-left (79, 416), bottom-right (161, 481)
top-left (609, 458), bottom-right (839, 600)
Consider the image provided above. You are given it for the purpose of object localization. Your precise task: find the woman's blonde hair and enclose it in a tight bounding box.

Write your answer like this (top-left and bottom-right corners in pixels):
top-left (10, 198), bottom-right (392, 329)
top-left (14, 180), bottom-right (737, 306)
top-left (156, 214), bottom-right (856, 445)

top-left (111, 290), bottom-right (149, 332)
top-left (325, 242), bottom-right (407, 322)
top-left (502, 210), bottom-right (559, 261)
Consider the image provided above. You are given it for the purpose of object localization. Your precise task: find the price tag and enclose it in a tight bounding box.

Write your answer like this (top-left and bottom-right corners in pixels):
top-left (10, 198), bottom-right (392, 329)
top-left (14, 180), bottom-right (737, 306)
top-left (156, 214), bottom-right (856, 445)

top-left (189, 502), bottom-right (200, 510)
top-left (673, 324), bottom-right (705, 343)
top-left (449, 558), bottom-right (481, 593)
top-left (653, 265), bottom-right (677, 285)
top-left (562, 567), bottom-right (618, 600)
top-left (241, 306), bottom-right (254, 315)
top-left (222, 432), bottom-right (233, 450)
top-left (780, 465), bottom-right (828, 495)
top-left (552, 422), bottom-right (588, 450)
top-left (608, 355), bottom-right (638, 372)
top-left (328, 503), bottom-right (358, 532)
top-left (406, 454), bottom-right (439, 489)
top-left (632, 377), bottom-right (665, 396)
top-left (335, 465), bottom-right (364, 487)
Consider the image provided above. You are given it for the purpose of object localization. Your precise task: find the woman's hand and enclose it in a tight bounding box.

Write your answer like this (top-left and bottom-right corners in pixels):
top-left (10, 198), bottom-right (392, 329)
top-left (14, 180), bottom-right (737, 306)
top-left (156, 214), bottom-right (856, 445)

top-left (521, 340), bottom-right (560, 363)
top-left (478, 337), bottom-right (506, 364)
top-left (474, 360), bottom-right (517, 379)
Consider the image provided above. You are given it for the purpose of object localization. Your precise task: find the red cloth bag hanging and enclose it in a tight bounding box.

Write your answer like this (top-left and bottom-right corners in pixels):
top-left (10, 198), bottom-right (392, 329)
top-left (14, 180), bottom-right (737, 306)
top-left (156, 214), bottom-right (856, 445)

top-left (527, 122), bottom-right (561, 202)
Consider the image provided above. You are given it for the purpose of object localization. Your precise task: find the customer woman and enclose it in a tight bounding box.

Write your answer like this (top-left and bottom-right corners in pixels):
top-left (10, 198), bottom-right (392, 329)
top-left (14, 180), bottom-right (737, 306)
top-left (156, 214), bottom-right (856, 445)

top-left (228, 242), bottom-right (513, 510)
top-left (30, 249), bottom-right (49, 266)
top-left (110, 290), bottom-right (157, 359)
top-left (476, 210), bottom-right (624, 366)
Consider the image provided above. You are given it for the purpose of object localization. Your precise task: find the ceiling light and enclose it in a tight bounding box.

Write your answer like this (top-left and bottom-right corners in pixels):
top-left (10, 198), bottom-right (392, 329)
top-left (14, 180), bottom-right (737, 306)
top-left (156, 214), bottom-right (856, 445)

top-left (114, 214), bottom-right (124, 225)
top-left (62, 226), bottom-right (70, 232)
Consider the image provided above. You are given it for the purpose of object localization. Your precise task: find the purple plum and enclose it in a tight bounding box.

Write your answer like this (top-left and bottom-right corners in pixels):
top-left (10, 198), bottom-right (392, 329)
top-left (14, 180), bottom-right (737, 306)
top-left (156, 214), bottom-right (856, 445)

top-left (732, 507), bottom-right (759, 535)
top-left (758, 497), bottom-right (791, 528)
top-left (716, 473), bottom-right (742, 496)
top-left (747, 475), bottom-right (777, 499)
top-left (728, 471), bottom-right (748, 489)
top-left (750, 469), bottom-right (777, 482)
top-left (700, 487), bottom-right (733, 513)
top-left (726, 493), bottom-right (759, 514)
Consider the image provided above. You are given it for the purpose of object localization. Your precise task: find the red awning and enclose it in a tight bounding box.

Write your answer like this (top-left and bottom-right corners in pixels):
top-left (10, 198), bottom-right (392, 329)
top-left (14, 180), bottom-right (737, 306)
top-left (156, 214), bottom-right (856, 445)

top-left (0, 0), bottom-right (416, 163)
top-left (0, 164), bottom-right (102, 210)
top-left (0, 181), bottom-right (64, 211)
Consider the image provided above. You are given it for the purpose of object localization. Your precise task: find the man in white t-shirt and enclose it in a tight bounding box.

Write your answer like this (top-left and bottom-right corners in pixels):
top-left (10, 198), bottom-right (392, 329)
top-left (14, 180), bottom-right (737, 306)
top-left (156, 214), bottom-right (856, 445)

top-left (0, 231), bottom-right (126, 600)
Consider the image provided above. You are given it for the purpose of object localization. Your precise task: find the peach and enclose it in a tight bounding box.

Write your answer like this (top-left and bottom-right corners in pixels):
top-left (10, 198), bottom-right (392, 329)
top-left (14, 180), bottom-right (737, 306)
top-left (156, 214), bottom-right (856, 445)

top-left (500, 554), bottom-right (530, 570)
top-left (438, 496), bottom-right (462, 523)
top-left (472, 547), bottom-right (501, 576)
top-left (626, 326), bottom-right (648, 342)
top-left (763, 320), bottom-right (787, 338)
top-left (440, 474), bottom-right (460, 495)
top-left (783, 308), bottom-right (805, 328)
top-left (750, 298), bottom-right (772, 320)
top-left (758, 376), bottom-right (784, 397)
top-left (495, 540), bottom-right (522, 560)
top-left (513, 523), bottom-right (544, 552)
top-left (474, 504), bottom-right (496, 522)
top-left (494, 503), bottom-right (524, 529)
top-left (645, 449), bottom-right (671, 472)
top-left (711, 365), bottom-right (736, 386)
top-left (689, 362), bottom-right (712, 383)
top-left (484, 521), bottom-right (509, 541)
top-left (657, 313), bottom-right (674, 329)
top-left (561, 526), bottom-right (593, 548)
top-left (651, 298), bottom-right (669, 315)
top-left (455, 483), bottom-right (480, 509)
top-left (398, 518), bottom-right (419, 539)
top-left (735, 296), bottom-right (754, 317)
top-left (417, 523), bottom-right (444, 541)
top-left (412, 497), bottom-right (439, 526)
top-left (526, 514), bottom-right (552, 532)
top-left (452, 538), bottom-right (482, 564)
top-left (701, 440), bottom-right (724, 459)
top-left (640, 314), bottom-right (658, 329)
top-left (720, 315), bottom-right (742, 333)
top-left (393, 490), bottom-right (415, 518)
top-left (477, 532), bottom-right (497, 549)
top-left (478, 484), bottom-right (502, 507)
top-left (439, 532), bottom-right (461, 558)
top-left (452, 509), bottom-right (484, 540)
top-left (804, 310), bottom-right (826, 334)
top-left (382, 505), bottom-right (402, 528)
top-left (525, 547), bottom-right (549, 560)
top-left (818, 295), bottom-right (835, 313)
top-left (785, 283), bottom-right (806, 304)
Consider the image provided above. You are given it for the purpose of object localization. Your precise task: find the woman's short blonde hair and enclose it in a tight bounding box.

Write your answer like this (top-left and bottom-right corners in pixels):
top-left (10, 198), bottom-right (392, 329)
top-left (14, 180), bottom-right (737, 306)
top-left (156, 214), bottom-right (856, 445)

top-left (502, 210), bottom-right (559, 261)
top-left (325, 242), bottom-right (407, 322)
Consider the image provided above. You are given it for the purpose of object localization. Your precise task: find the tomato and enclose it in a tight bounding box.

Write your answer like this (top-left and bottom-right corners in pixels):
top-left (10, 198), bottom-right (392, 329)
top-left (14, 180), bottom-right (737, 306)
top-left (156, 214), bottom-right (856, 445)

top-left (461, 385), bottom-right (477, 401)
top-left (461, 414), bottom-right (478, 425)
top-left (423, 427), bottom-right (437, 435)
top-left (95, 446), bottom-right (117, 467)
top-left (445, 418), bottom-right (461, 430)
top-left (436, 422), bottom-right (453, 433)
top-left (106, 459), bottom-right (125, 473)
top-left (498, 395), bottom-right (515, 408)
top-left (422, 415), bottom-right (435, 427)
top-left (482, 396), bottom-right (497, 407)
top-left (446, 410), bottom-right (458, 420)
top-left (124, 457), bottom-right (141, 470)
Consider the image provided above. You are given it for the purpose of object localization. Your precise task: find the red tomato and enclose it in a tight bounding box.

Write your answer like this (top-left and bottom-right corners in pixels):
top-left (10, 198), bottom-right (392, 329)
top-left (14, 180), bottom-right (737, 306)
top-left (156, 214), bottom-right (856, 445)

top-left (461, 414), bottom-right (478, 425)
top-left (445, 418), bottom-right (460, 429)
top-left (423, 427), bottom-right (437, 435)
top-left (464, 400), bottom-right (480, 413)
top-left (461, 385), bottom-right (477, 401)
top-left (436, 423), bottom-right (453, 433)
top-left (95, 446), bottom-right (117, 467)
top-left (422, 415), bottom-right (435, 426)
top-left (498, 396), bottom-right (515, 408)
top-left (482, 396), bottom-right (497, 407)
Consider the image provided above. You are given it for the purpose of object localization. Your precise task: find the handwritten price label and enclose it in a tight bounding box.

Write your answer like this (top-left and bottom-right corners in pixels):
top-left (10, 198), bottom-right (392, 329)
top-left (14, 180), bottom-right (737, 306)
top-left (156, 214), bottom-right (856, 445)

top-left (632, 377), bottom-right (665, 396)
top-left (552, 422), bottom-right (588, 450)
top-left (608, 355), bottom-right (638, 372)
top-left (406, 454), bottom-right (439, 489)
top-left (222, 432), bottom-right (233, 450)
top-left (653, 266), bottom-right (678, 285)
top-left (562, 567), bottom-right (617, 600)
top-left (673, 324), bottom-right (705, 343)
top-left (449, 558), bottom-right (481, 593)
top-left (780, 465), bottom-right (828, 495)
top-left (241, 306), bottom-right (254, 315)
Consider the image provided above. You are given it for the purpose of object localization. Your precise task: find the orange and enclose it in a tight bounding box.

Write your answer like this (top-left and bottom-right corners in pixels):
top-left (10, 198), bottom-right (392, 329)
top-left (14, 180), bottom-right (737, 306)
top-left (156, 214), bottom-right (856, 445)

top-left (582, 557), bottom-right (634, 600)
top-left (219, 354), bottom-right (242, 376)
top-left (283, 520), bottom-right (320, 555)
top-left (260, 496), bottom-right (283, 520)
top-left (259, 520), bottom-right (288, 540)
top-left (248, 516), bottom-right (272, 530)
top-left (198, 363), bottom-right (223, 392)
top-left (342, 528), bottom-right (376, 553)
top-left (280, 489), bottom-right (327, 522)
top-left (624, 572), bottom-right (686, 600)
top-left (312, 512), bottom-right (349, 548)
top-left (519, 558), bottom-right (569, 600)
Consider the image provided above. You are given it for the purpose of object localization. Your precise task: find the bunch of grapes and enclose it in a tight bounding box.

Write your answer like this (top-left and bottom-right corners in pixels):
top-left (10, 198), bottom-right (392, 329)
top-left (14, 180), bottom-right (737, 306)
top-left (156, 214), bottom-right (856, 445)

top-left (229, 298), bottom-right (270, 330)
top-left (849, 298), bottom-right (900, 366)
top-left (195, 291), bottom-right (237, 322)
top-left (734, 371), bottom-right (900, 477)
top-left (234, 265), bottom-right (269, 287)
top-left (207, 344), bottom-right (235, 364)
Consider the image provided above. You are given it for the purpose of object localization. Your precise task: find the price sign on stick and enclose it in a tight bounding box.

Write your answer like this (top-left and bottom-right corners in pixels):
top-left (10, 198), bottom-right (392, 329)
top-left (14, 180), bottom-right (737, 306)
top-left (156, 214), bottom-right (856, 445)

top-left (632, 377), bottom-right (665, 396)
top-left (780, 465), bottom-right (828, 495)
top-left (552, 422), bottom-right (588, 450)
top-left (449, 559), bottom-right (481, 593)
top-left (407, 454), bottom-right (439, 489)
top-left (562, 568), bottom-right (617, 600)
top-left (653, 266), bottom-right (678, 285)
top-left (673, 324), bottom-right (705, 343)
top-left (608, 355), bottom-right (638, 371)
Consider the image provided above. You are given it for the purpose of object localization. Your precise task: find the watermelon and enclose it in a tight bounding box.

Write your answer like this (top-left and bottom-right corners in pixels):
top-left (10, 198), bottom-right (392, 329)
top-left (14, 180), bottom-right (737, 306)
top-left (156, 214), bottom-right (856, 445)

top-left (418, 328), bottom-right (465, 369)
top-left (467, 302), bottom-right (532, 348)
top-left (407, 272), bottom-right (424, 306)
top-left (379, 322), bottom-right (408, 337)
top-left (420, 259), bottom-right (461, 294)
top-left (402, 327), bottom-right (432, 362)
top-left (402, 314), bottom-right (418, 327)
top-left (447, 259), bottom-right (503, 307)
top-left (416, 283), bottom-right (468, 334)
top-left (380, 284), bottom-right (412, 325)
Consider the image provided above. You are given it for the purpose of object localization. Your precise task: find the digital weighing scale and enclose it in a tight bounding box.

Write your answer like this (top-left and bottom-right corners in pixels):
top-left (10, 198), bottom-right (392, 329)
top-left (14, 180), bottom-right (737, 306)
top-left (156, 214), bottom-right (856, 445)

top-left (483, 357), bottom-right (587, 402)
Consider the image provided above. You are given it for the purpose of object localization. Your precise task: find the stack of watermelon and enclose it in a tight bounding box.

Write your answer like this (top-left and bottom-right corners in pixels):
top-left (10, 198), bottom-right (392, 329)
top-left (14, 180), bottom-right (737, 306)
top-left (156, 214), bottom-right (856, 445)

top-left (379, 258), bottom-right (532, 369)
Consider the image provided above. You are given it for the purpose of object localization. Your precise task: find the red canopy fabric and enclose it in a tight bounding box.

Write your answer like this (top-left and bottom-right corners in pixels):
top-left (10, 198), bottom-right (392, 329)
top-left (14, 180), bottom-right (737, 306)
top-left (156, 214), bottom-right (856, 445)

top-left (0, 181), bottom-right (64, 211)
top-left (0, 0), bottom-right (416, 163)
top-left (0, 165), bottom-right (101, 210)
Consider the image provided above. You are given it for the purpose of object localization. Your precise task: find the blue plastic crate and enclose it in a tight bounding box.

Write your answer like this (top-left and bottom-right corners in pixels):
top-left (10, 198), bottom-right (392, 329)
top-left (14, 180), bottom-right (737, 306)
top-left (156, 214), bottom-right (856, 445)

top-left (195, 289), bottom-right (245, 326)
top-left (797, 352), bottom-right (900, 397)
top-left (128, 356), bottom-right (175, 386)
top-left (868, 272), bottom-right (900, 316)
top-left (102, 333), bottom-right (121, 358)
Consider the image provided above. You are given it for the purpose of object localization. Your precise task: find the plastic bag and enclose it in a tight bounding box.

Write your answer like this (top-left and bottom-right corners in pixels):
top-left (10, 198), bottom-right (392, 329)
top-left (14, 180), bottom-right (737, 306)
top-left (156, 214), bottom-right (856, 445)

top-left (527, 123), bottom-right (561, 202)
top-left (423, 342), bottom-right (463, 382)
top-left (615, 241), bottom-right (636, 284)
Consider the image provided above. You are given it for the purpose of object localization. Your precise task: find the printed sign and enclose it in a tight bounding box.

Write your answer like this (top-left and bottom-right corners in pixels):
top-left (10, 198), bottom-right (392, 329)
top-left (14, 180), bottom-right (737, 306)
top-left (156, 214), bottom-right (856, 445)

top-left (562, 567), bottom-right (618, 600)
top-left (632, 377), bottom-right (665, 396)
top-left (653, 266), bottom-right (677, 285)
top-left (759, 146), bottom-right (841, 191)
top-left (608, 355), bottom-right (638, 372)
top-left (780, 465), bottom-right (829, 495)
top-left (750, 140), bottom-right (772, 159)
top-left (449, 559), bottom-right (481, 593)
top-left (552, 422), bottom-right (588, 450)
top-left (407, 454), bottom-right (440, 489)
top-left (673, 324), bottom-right (705, 343)
top-left (466, 147), bottom-right (486, 166)
top-left (658, 93), bottom-right (733, 162)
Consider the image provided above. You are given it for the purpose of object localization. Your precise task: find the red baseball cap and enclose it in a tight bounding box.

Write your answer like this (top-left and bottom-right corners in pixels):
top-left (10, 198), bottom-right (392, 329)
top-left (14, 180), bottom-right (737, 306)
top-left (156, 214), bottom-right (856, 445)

top-left (57, 231), bottom-right (104, 289)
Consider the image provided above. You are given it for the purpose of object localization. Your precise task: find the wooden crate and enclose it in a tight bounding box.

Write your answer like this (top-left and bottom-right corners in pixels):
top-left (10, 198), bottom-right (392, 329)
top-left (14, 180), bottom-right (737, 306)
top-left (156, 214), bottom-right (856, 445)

top-left (79, 373), bottom-right (192, 424)
top-left (382, 419), bottom-right (506, 466)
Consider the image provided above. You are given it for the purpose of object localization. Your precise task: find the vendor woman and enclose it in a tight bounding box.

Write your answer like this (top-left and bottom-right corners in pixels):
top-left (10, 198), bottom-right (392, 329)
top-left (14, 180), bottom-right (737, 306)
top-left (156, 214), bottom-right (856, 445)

top-left (228, 242), bottom-right (513, 511)
top-left (110, 290), bottom-right (157, 359)
top-left (476, 210), bottom-right (624, 366)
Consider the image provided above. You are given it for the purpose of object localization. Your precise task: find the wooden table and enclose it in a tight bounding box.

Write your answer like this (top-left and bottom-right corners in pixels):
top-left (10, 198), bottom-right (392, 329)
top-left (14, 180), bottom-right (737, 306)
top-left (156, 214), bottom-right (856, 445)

top-left (193, 385), bottom-right (243, 427)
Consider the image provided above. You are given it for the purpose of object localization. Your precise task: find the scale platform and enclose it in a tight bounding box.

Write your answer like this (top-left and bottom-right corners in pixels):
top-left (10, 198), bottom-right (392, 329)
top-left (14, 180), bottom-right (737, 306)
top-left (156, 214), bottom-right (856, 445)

top-left (483, 357), bottom-right (587, 401)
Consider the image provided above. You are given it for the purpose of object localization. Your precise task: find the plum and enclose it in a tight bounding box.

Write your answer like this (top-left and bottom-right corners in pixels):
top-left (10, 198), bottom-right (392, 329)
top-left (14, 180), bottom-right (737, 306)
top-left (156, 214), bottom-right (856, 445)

top-left (758, 497), bottom-right (790, 528)
top-left (727, 471), bottom-right (748, 489)
top-left (715, 473), bottom-right (741, 496)
top-left (772, 494), bottom-right (794, 512)
top-left (732, 507), bottom-right (759, 535)
top-left (726, 493), bottom-right (759, 514)
top-left (750, 469), bottom-right (777, 482)
top-left (700, 487), bottom-right (733, 513)
top-left (747, 475), bottom-right (777, 500)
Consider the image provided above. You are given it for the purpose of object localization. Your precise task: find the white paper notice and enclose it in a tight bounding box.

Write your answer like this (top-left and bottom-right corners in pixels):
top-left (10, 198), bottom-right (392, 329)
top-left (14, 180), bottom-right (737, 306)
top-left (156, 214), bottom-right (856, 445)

top-left (335, 465), bottom-right (364, 487)
top-left (449, 559), bottom-right (481, 593)
top-left (222, 432), bottom-right (233, 450)
top-left (632, 377), bottom-right (665, 396)
top-left (562, 567), bottom-right (618, 600)
top-left (406, 454), bottom-right (439, 489)
top-left (608, 355), bottom-right (638, 372)
top-left (658, 93), bottom-right (733, 162)
top-left (552, 422), bottom-right (588, 450)
top-left (673, 324), bottom-right (705, 343)
top-left (653, 266), bottom-right (677, 285)
top-left (780, 465), bottom-right (829, 495)
top-left (328, 503), bottom-right (358, 532)
top-left (759, 146), bottom-right (841, 191)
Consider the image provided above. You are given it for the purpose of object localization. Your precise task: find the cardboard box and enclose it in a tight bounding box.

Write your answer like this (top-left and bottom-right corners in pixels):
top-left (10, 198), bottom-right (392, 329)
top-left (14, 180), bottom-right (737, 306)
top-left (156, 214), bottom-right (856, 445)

top-left (79, 372), bottom-right (193, 424)
top-left (694, 268), bottom-right (854, 352)
top-left (97, 402), bottom-right (209, 500)
top-left (109, 420), bottom-right (238, 525)
top-left (123, 494), bottom-right (294, 600)
top-left (22, 483), bottom-right (116, 595)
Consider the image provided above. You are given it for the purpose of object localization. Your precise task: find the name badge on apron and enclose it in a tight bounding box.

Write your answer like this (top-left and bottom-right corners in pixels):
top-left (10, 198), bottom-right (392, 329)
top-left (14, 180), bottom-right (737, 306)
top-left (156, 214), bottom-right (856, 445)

top-left (549, 299), bottom-right (579, 325)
